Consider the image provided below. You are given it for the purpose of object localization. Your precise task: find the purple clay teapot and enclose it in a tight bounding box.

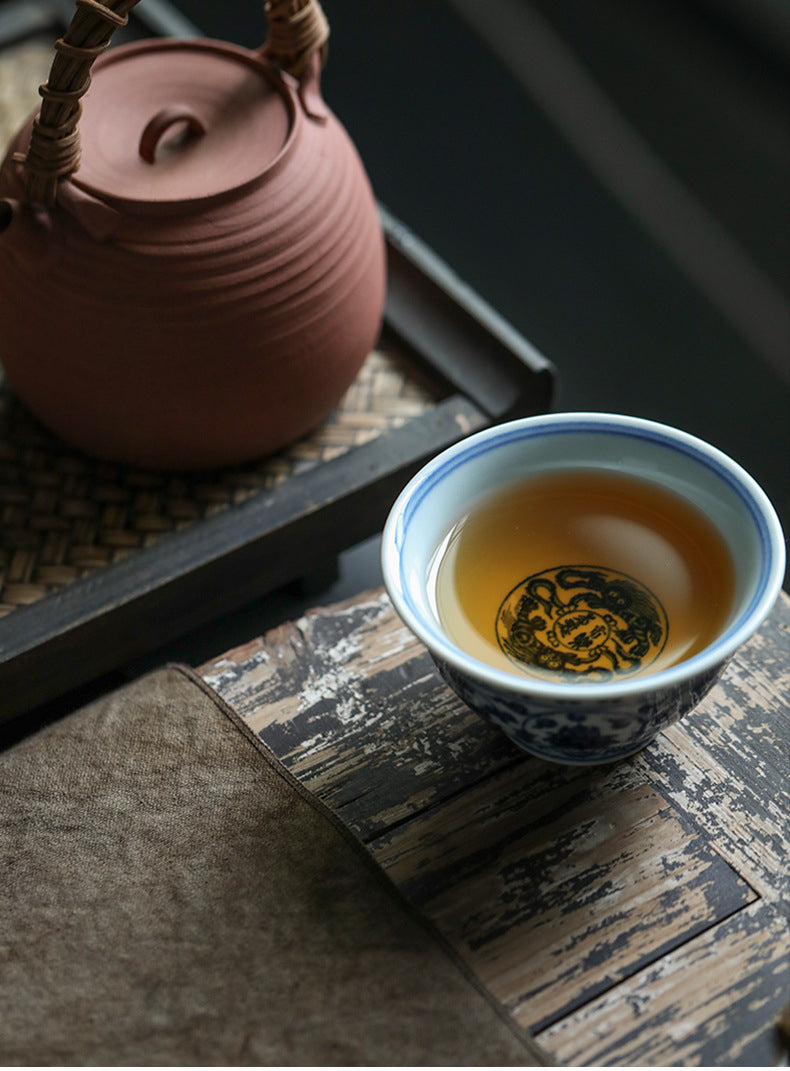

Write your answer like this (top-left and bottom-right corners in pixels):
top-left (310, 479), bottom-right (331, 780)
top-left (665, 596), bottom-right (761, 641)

top-left (0, 0), bottom-right (386, 468)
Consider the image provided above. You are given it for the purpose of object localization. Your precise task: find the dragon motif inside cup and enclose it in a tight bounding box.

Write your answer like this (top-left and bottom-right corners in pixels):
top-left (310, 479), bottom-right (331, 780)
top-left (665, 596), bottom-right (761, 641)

top-left (496, 565), bottom-right (668, 680)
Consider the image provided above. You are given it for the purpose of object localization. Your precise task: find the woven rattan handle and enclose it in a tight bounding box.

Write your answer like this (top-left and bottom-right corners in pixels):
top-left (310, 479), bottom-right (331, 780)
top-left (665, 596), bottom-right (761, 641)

top-left (20, 0), bottom-right (329, 207)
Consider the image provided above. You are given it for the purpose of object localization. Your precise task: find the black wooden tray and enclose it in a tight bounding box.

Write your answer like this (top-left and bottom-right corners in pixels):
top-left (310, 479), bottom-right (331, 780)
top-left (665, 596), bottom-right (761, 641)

top-left (0, 207), bottom-right (554, 720)
top-left (0, 5), bottom-right (555, 721)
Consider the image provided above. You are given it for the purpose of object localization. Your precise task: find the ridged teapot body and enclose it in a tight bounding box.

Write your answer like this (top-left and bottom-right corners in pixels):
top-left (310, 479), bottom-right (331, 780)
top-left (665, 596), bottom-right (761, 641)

top-left (0, 38), bottom-right (386, 468)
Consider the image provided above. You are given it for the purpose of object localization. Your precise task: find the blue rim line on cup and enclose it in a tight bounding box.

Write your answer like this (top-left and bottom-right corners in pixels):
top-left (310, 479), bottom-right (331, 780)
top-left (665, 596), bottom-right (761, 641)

top-left (382, 413), bottom-right (785, 702)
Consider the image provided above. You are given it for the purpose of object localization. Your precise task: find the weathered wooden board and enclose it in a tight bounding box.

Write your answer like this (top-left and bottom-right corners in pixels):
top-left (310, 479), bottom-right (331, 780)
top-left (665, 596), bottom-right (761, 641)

top-left (199, 588), bottom-right (790, 1066)
top-left (200, 592), bottom-right (525, 837)
top-left (537, 898), bottom-right (789, 1067)
top-left (634, 594), bottom-right (790, 906)
top-left (368, 759), bottom-right (755, 1034)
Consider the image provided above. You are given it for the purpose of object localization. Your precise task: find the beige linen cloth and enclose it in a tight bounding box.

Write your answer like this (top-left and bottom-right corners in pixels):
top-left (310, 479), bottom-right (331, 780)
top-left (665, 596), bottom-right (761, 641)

top-left (0, 665), bottom-right (547, 1066)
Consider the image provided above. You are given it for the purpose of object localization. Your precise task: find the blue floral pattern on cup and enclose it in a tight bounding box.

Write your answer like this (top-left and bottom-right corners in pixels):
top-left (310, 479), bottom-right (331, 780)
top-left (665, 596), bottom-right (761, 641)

top-left (432, 654), bottom-right (726, 765)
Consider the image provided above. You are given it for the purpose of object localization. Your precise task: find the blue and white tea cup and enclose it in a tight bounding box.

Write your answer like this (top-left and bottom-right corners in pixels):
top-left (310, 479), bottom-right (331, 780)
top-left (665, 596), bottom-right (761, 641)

top-left (381, 413), bottom-right (785, 765)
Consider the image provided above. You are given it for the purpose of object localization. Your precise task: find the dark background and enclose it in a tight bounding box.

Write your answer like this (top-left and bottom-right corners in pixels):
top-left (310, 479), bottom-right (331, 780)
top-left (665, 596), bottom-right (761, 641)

top-left (166, 0), bottom-right (789, 549)
top-left (139, 0), bottom-right (790, 666)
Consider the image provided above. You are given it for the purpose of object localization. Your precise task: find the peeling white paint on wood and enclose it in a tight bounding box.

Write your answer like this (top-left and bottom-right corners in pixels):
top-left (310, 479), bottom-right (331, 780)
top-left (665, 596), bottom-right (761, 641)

top-left (198, 587), bottom-right (790, 1066)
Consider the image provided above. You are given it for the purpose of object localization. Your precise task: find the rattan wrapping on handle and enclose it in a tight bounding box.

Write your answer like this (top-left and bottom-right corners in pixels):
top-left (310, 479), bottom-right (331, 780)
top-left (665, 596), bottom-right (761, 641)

top-left (263, 0), bottom-right (329, 75)
top-left (20, 0), bottom-right (330, 207)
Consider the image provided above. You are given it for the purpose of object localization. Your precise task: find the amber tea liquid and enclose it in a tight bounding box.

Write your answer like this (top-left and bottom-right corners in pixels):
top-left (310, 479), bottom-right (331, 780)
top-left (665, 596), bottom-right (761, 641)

top-left (431, 469), bottom-right (736, 681)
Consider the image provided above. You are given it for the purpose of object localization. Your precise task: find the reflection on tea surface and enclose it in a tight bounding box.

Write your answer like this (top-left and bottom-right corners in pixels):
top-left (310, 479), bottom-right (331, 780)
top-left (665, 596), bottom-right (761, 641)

top-left (431, 469), bottom-right (735, 681)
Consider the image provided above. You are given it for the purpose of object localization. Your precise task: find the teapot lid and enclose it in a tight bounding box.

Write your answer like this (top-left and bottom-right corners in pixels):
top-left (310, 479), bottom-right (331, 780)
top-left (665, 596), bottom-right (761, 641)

top-left (70, 39), bottom-right (294, 207)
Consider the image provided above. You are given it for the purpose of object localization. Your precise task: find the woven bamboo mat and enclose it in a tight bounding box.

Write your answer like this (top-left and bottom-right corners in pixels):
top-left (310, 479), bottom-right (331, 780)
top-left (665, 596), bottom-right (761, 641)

top-left (0, 42), bottom-right (441, 618)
